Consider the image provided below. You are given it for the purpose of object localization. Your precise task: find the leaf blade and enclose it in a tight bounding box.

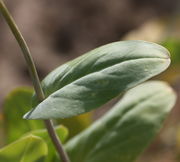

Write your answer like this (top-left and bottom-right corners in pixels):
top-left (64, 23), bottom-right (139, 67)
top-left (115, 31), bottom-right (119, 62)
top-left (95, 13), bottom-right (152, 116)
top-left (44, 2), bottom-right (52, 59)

top-left (0, 135), bottom-right (47, 162)
top-left (2, 87), bottom-right (43, 144)
top-left (65, 81), bottom-right (176, 162)
top-left (24, 41), bottom-right (171, 119)
top-left (26, 125), bottom-right (68, 162)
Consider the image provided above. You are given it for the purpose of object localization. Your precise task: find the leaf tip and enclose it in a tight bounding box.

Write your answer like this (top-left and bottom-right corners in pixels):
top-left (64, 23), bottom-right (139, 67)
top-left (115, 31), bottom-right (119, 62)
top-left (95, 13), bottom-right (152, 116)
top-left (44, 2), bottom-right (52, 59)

top-left (23, 110), bottom-right (35, 120)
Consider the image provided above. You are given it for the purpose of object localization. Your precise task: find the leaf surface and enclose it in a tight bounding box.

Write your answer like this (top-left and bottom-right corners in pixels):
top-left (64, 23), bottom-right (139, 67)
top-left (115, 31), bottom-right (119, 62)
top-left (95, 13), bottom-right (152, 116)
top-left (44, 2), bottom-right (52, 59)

top-left (2, 87), bottom-right (43, 143)
top-left (26, 125), bottom-right (68, 162)
top-left (0, 135), bottom-right (47, 162)
top-left (65, 81), bottom-right (176, 162)
top-left (24, 41), bottom-right (171, 119)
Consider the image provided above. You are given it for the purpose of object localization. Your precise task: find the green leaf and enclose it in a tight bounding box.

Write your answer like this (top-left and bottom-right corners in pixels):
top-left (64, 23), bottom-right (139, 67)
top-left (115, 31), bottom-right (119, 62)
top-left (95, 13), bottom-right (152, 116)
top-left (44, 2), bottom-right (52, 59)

top-left (26, 125), bottom-right (68, 162)
top-left (65, 81), bottom-right (176, 162)
top-left (2, 87), bottom-right (43, 144)
top-left (0, 135), bottom-right (47, 162)
top-left (24, 40), bottom-right (171, 119)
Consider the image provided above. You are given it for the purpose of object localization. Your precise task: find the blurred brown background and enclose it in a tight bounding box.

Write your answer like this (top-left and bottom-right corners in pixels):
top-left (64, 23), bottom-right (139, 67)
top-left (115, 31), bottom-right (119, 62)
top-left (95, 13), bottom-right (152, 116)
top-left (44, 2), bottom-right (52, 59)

top-left (0, 0), bottom-right (180, 161)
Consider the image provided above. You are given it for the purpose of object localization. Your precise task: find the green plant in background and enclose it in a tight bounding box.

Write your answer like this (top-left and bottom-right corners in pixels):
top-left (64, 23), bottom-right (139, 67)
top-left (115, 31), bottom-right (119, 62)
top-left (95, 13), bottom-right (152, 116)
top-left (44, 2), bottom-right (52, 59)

top-left (162, 38), bottom-right (180, 65)
top-left (158, 38), bottom-right (180, 83)
top-left (0, 1), bottom-right (177, 162)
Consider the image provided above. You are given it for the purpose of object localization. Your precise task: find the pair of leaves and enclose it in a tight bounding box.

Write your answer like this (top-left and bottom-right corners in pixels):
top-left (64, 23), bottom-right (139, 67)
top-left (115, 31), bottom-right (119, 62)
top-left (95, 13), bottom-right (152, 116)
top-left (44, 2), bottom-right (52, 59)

top-left (24, 40), bottom-right (171, 119)
top-left (0, 135), bottom-right (47, 162)
top-left (0, 126), bottom-right (68, 162)
top-left (65, 81), bottom-right (176, 162)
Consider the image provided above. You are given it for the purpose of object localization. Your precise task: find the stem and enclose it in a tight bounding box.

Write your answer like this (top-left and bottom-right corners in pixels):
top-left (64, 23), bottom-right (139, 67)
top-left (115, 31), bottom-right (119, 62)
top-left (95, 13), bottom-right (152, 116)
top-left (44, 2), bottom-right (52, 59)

top-left (0, 1), bottom-right (70, 162)
top-left (44, 120), bottom-right (70, 162)
top-left (0, 1), bottom-right (44, 101)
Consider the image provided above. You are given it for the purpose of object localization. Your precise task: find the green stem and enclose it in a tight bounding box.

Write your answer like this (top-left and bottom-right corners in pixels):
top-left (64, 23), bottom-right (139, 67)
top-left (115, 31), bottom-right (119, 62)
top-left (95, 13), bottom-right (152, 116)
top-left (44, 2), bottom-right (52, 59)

top-left (0, 1), bottom-right (70, 162)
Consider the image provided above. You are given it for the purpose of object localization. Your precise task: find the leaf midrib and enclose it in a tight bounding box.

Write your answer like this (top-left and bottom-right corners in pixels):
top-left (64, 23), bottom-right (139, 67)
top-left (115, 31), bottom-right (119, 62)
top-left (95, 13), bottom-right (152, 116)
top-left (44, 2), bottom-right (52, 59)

top-left (45, 57), bottom-right (169, 99)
